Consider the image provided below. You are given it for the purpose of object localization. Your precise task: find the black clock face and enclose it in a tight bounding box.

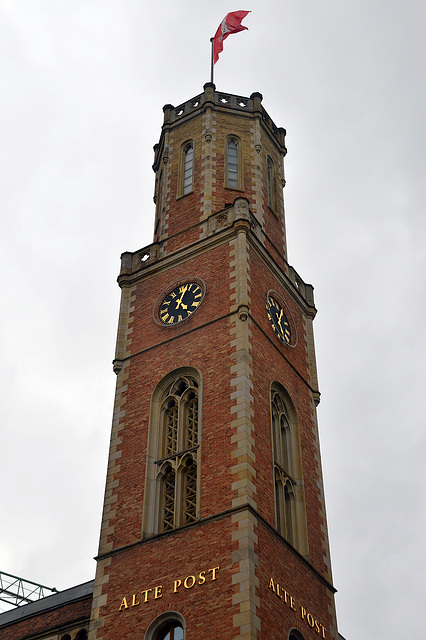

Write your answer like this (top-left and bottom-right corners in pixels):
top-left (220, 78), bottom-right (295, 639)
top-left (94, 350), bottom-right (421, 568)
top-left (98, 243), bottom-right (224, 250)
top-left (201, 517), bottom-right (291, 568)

top-left (266, 295), bottom-right (291, 345)
top-left (159, 282), bottom-right (204, 325)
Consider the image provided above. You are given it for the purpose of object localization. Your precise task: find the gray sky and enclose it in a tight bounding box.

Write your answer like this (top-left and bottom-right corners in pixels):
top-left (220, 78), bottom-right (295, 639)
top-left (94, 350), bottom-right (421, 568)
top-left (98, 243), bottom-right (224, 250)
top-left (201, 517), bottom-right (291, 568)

top-left (1, 1), bottom-right (425, 637)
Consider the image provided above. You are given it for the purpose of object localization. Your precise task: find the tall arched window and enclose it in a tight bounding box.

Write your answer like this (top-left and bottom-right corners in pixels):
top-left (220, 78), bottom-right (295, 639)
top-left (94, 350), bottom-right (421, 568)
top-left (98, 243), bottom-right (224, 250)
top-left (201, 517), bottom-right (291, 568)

top-left (267, 155), bottom-right (275, 209)
top-left (225, 135), bottom-right (242, 190)
top-left (143, 368), bottom-right (201, 536)
top-left (271, 383), bottom-right (307, 554)
top-left (227, 139), bottom-right (238, 188)
top-left (183, 143), bottom-right (194, 195)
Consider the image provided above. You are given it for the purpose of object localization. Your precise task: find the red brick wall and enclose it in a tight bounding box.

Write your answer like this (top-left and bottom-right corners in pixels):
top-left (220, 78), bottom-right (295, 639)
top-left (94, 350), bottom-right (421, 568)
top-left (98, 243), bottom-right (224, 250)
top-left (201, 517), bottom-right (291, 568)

top-left (0, 597), bottom-right (91, 640)
top-left (92, 94), bottom-right (336, 640)
top-left (95, 518), bottom-right (238, 639)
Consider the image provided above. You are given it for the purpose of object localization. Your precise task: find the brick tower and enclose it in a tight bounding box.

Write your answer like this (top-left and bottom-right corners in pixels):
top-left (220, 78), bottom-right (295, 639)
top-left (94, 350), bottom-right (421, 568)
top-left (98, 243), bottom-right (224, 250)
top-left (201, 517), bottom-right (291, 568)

top-left (89, 83), bottom-right (339, 640)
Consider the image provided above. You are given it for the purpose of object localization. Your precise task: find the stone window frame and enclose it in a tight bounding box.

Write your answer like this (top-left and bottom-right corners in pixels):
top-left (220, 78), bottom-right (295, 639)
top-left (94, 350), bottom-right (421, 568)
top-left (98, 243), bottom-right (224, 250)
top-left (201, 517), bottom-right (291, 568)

top-left (177, 140), bottom-right (194, 198)
top-left (145, 611), bottom-right (186, 640)
top-left (142, 367), bottom-right (202, 537)
top-left (288, 629), bottom-right (306, 640)
top-left (270, 382), bottom-right (308, 556)
top-left (266, 154), bottom-right (276, 211)
top-left (225, 134), bottom-right (244, 191)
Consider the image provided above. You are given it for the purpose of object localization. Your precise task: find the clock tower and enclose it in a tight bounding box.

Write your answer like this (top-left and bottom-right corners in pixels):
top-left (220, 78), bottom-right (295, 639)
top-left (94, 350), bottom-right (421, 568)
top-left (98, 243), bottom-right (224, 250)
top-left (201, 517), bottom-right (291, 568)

top-left (89, 83), bottom-right (339, 640)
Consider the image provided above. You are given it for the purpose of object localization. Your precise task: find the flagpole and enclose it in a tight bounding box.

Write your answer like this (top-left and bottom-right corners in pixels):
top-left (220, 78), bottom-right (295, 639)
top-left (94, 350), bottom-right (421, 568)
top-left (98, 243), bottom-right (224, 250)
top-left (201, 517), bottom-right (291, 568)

top-left (210, 37), bottom-right (214, 84)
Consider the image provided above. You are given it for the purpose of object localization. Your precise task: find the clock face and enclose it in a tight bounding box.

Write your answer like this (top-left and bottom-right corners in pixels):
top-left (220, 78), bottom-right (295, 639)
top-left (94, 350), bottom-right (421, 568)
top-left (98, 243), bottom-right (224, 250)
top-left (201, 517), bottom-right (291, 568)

top-left (266, 295), bottom-right (291, 345)
top-left (159, 282), bottom-right (204, 325)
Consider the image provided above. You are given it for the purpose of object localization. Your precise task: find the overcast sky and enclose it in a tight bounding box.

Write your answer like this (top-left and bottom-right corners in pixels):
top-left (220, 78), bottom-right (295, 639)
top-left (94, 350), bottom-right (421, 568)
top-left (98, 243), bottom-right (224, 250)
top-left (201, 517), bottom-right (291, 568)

top-left (1, 1), bottom-right (425, 638)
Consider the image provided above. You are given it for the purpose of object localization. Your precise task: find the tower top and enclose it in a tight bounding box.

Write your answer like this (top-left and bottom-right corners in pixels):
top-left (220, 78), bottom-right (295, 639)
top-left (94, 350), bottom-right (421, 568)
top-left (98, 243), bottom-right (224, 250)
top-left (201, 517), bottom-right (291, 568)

top-left (151, 83), bottom-right (291, 267)
top-left (154, 83), bottom-right (287, 170)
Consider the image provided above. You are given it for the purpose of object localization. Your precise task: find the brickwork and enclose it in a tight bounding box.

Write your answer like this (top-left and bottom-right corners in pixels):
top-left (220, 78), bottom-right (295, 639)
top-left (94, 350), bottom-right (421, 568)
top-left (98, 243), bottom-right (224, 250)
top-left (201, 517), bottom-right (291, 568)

top-left (152, 85), bottom-right (288, 265)
top-left (89, 85), bottom-right (338, 640)
top-left (0, 597), bottom-right (91, 640)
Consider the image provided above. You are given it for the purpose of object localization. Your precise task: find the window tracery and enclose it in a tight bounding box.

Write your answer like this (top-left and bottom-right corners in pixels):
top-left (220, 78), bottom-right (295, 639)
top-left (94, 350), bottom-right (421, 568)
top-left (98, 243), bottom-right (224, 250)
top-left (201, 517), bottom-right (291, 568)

top-left (271, 384), bottom-right (307, 554)
top-left (143, 369), bottom-right (201, 536)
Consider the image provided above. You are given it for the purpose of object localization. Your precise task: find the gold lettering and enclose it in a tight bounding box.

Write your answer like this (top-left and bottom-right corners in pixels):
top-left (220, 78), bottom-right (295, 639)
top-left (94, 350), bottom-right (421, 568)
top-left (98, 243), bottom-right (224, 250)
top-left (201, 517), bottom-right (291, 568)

top-left (315, 620), bottom-right (321, 634)
top-left (184, 575), bottom-right (196, 589)
top-left (268, 577), bottom-right (276, 593)
top-left (154, 585), bottom-right (163, 600)
top-left (168, 317), bottom-right (174, 324)
top-left (173, 579), bottom-right (182, 593)
top-left (282, 589), bottom-right (289, 604)
top-left (320, 624), bottom-right (326, 638)
top-left (209, 566), bottom-right (219, 581)
top-left (290, 596), bottom-right (296, 611)
top-left (198, 571), bottom-right (206, 585)
top-left (307, 613), bottom-right (315, 628)
top-left (300, 606), bottom-right (307, 620)
top-left (160, 313), bottom-right (169, 320)
top-left (118, 597), bottom-right (128, 611)
top-left (276, 582), bottom-right (281, 598)
top-left (131, 593), bottom-right (140, 607)
top-left (140, 588), bottom-right (152, 603)
top-left (171, 292), bottom-right (176, 298)
top-left (178, 315), bottom-right (183, 322)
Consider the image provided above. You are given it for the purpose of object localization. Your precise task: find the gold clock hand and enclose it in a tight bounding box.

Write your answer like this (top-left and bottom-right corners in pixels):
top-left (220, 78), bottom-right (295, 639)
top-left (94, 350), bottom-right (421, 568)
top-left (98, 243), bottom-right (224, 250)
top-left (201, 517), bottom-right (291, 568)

top-left (175, 285), bottom-right (188, 310)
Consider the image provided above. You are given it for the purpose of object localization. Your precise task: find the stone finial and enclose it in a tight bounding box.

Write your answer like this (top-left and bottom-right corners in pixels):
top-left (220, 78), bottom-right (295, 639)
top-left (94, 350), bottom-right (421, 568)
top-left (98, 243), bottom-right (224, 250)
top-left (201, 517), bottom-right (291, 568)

top-left (203, 83), bottom-right (215, 102)
top-left (233, 197), bottom-right (250, 220)
top-left (162, 104), bottom-right (174, 124)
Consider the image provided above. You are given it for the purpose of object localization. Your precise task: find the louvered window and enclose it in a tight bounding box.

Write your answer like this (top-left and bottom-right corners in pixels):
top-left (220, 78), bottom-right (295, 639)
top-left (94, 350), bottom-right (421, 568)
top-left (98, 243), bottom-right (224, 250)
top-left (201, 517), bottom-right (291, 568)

top-left (183, 144), bottom-right (194, 194)
top-left (227, 139), bottom-right (238, 188)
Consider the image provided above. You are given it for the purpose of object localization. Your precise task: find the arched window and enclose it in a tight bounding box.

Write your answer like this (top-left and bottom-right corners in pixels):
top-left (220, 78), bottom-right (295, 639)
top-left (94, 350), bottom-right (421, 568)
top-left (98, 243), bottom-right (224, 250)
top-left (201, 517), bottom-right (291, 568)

top-left (228, 139), bottom-right (238, 188)
top-left (288, 630), bottom-right (305, 640)
top-left (225, 136), bottom-right (242, 190)
top-left (143, 368), bottom-right (201, 536)
top-left (271, 383), bottom-right (307, 554)
top-left (267, 155), bottom-right (275, 209)
top-left (182, 142), bottom-right (194, 195)
top-left (145, 611), bottom-right (186, 640)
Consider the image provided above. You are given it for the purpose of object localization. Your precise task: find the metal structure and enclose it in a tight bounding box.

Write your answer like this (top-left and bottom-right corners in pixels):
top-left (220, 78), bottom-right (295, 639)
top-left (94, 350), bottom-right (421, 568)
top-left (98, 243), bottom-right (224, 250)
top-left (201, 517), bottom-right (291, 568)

top-left (0, 571), bottom-right (58, 610)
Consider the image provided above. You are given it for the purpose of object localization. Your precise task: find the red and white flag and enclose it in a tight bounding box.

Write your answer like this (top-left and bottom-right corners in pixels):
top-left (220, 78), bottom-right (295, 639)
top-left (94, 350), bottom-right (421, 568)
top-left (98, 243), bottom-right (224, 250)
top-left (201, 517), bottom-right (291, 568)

top-left (213, 11), bottom-right (250, 64)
